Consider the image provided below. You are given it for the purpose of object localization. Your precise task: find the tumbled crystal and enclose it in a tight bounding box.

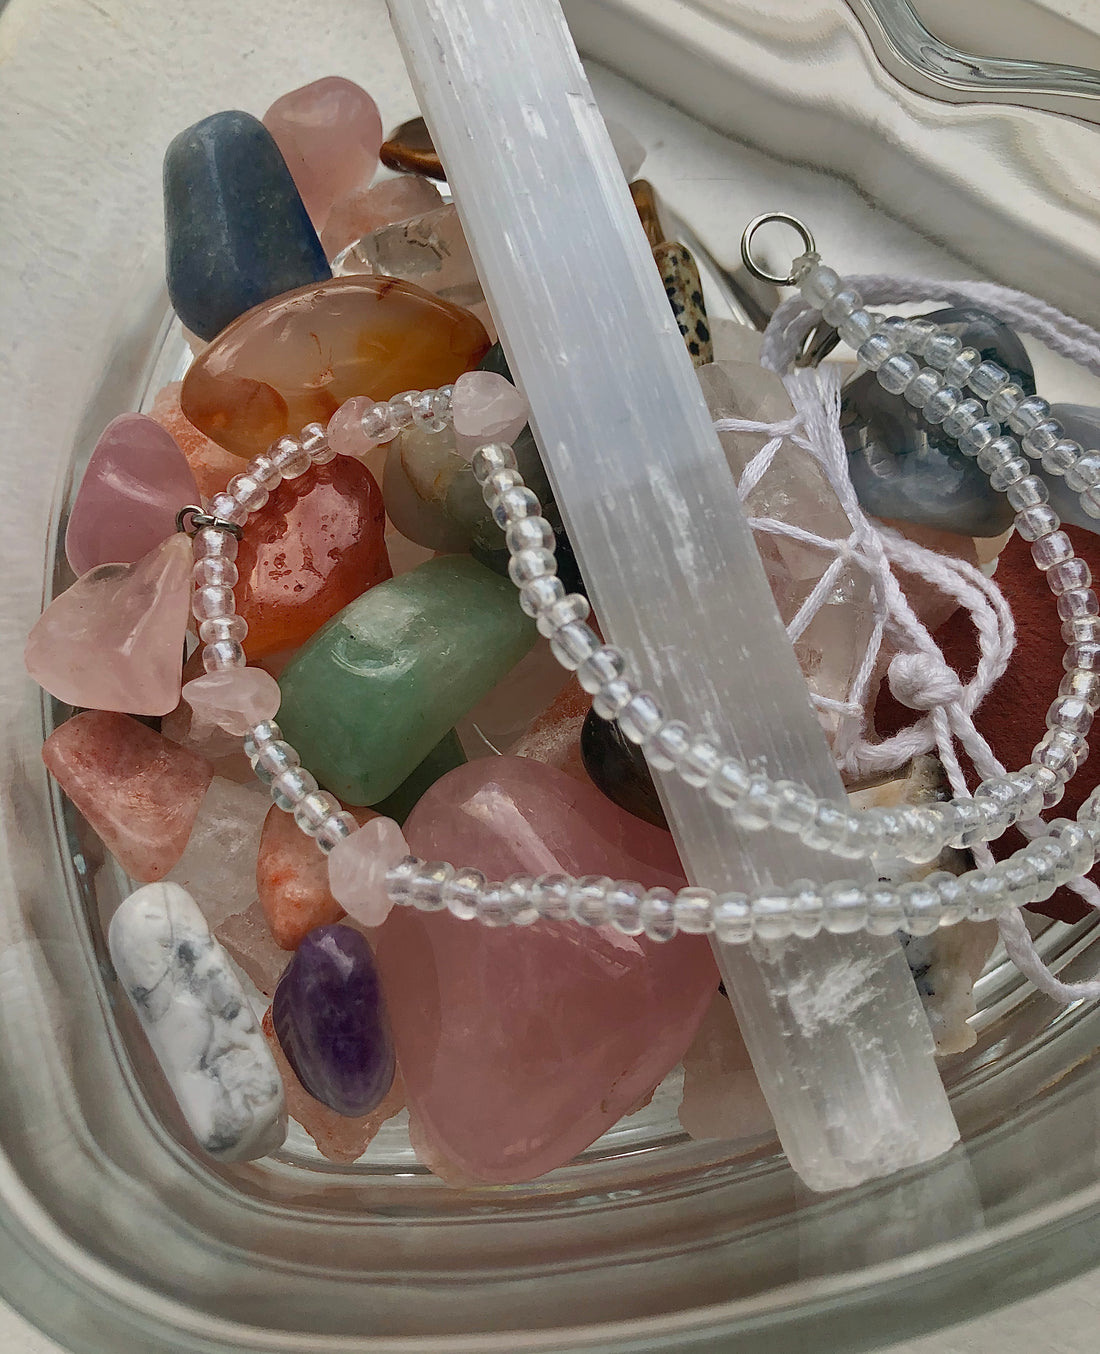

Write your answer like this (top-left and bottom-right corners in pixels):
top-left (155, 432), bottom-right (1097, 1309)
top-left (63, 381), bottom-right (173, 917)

top-left (679, 991), bottom-right (773, 1143)
top-left (327, 816), bottom-right (409, 928)
top-left (580, 706), bottom-right (667, 827)
top-left (262, 77), bottom-right (382, 232)
top-left (110, 881), bottom-right (286, 1161)
top-left (653, 242), bottom-right (712, 368)
top-left (370, 729), bottom-right (466, 824)
top-left (271, 924), bottom-right (396, 1116)
top-left (451, 370), bottom-right (528, 457)
top-left (376, 757), bottom-right (714, 1182)
top-left (183, 667), bottom-right (282, 736)
top-left (379, 115), bottom-right (445, 179)
top-left (235, 458), bottom-right (391, 658)
top-left (26, 534), bottom-right (193, 716)
top-left (262, 1006), bottom-right (405, 1162)
top-left (277, 557), bottom-right (536, 804)
top-left (382, 435), bottom-right (472, 553)
top-left (321, 174), bottom-right (444, 258)
top-left (457, 641), bottom-right (571, 758)
top-left (148, 381), bottom-right (241, 502)
top-left (180, 275), bottom-right (489, 457)
top-left (257, 803), bottom-right (367, 949)
top-left (163, 110), bottom-right (330, 342)
top-left (65, 414), bottom-right (200, 576)
top-left (510, 676), bottom-right (589, 781)
top-left (164, 776), bottom-right (272, 927)
top-left (215, 900), bottom-right (291, 996)
top-left (42, 711), bottom-right (213, 881)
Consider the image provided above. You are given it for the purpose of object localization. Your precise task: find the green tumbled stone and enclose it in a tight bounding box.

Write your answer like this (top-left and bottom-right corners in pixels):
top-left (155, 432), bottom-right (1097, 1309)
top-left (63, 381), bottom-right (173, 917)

top-left (277, 558), bottom-right (535, 804)
top-left (371, 728), bottom-right (467, 825)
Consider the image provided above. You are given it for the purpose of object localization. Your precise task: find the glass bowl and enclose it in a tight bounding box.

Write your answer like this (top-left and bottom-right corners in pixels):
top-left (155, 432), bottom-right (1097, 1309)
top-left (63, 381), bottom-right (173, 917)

top-left (4, 1), bottom-right (1100, 1351)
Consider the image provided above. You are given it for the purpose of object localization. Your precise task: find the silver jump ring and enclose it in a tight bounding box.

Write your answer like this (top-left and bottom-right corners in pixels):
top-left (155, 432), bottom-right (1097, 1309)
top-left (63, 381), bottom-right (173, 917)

top-left (175, 504), bottom-right (243, 539)
top-left (740, 213), bottom-right (816, 287)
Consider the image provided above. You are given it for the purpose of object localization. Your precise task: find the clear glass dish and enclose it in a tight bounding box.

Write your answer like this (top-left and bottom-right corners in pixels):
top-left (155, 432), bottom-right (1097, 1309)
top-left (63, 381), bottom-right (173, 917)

top-left (3, 1), bottom-right (1100, 1351)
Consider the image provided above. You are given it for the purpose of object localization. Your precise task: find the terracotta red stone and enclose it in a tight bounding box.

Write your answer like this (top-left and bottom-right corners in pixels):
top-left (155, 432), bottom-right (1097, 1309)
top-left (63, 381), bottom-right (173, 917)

top-left (875, 524), bottom-right (1100, 922)
top-left (236, 458), bottom-right (391, 658)
top-left (42, 711), bottom-right (214, 881)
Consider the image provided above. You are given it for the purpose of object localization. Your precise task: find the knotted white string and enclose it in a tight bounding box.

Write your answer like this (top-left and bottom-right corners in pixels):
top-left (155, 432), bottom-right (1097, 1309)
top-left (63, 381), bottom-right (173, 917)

top-left (722, 281), bottom-right (1100, 1003)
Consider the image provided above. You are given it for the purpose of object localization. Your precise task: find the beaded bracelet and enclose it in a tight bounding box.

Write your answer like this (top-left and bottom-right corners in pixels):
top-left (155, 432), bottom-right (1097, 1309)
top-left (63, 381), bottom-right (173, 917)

top-left (180, 254), bottom-right (1100, 946)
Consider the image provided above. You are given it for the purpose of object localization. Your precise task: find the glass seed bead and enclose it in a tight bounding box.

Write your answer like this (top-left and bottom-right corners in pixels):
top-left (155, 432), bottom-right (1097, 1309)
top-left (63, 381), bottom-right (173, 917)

top-left (251, 739), bottom-right (300, 783)
top-left (471, 442), bottom-right (518, 483)
top-left (202, 638), bottom-right (246, 672)
top-left (205, 492), bottom-right (249, 526)
top-left (1023, 845), bottom-right (1059, 903)
top-left (616, 691), bottom-right (663, 744)
top-left (442, 866), bottom-right (487, 920)
top-left (674, 887), bottom-right (715, 935)
top-left (1015, 504), bottom-right (1061, 541)
top-left (1047, 558), bottom-right (1092, 596)
top-left (1008, 395), bottom-right (1052, 435)
top-left (192, 584), bottom-right (235, 621)
top-left (712, 892), bottom-right (752, 944)
top-left (384, 857), bottom-right (419, 905)
top-left (988, 383), bottom-right (1026, 422)
top-left (676, 737), bottom-right (721, 788)
top-left (1035, 728), bottom-right (1083, 780)
top-left (855, 332), bottom-right (896, 371)
top-left (799, 263), bottom-right (842, 309)
top-left (271, 767), bottom-right (318, 813)
top-left (192, 556), bottom-right (238, 587)
top-left (314, 810), bottom-right (358, 854)
top-left (640, 887), bottom-right (678, 942)
top-left (961, 870), bottom-right (1008, 922)
top-left (535, 593), bottom-right (590, 638)
top-left (482, 468), bottom-right (522, 504)
top-left (507, 546), bottom-right (556, 586)
top-left (577, 645), bottom-right (626, 694)
top-left (193, 526), bottom-right (238, 561)
top-left (653, 721), bottom-right (701, 776)
top-left (837, 309), bottom-right (877, 348)
top-left (924, 333), bottom-right (963, 369)
top-left (243, 721), bottom-right (282, 758)
top-left (901, 317), bottom-right (939, 356)
top-left (567, 875), bottom-right (613, 928)
top-left (821, 288), bottom-right (862, 327)
top-left (946, 798), bottom-right (987, 849)
top-left (930, 871), bottom-right (968, 927)
top-left (804, 802), bottom-right (861, 858)
top-left (1060, 669), bottom-right (1100, 709)
top-left (386, 390), bottom-right (421, 432)
top-left (706, 757), bottom-right (752, 808)
top-left (409, 861), bottom-right (455, 913)
top-left (357, 401), bottom-right (395, 443)
top-left (199, 614), bottom-right (247, 644)
top-left (904, 369), bottom-right (944, 408)
top-left (494, 486), bottom-right (541, 526)
top-left (730, 773), bottom-right (778, 831)
top-left (942, 398), bottom-right (984, 441)
top-left (898, 879), bottom-right (943, 936)
top-left (246, 453), bottom-right (281, 487)
top-left (592, 677), bottom-right (635, 721)
top-left (549, 621), bottom-right (600, 670)
top-left (1064, 615), bottom-right (1100, 645)
top-left (1031, 531), bottom-right (1074, 570)
top-left (1024, 420), bottom-right (1066, 459)
top-left (227, 474), bottom-right (269, 513)
top-left (529, 872), bottom-right (570, 922)
top-left (1048, 695), bottom-right (1093, 737)
top-left (1057, 588), bottom-right (1099, 621)
top-left (1049, 820), bottom-right (1096, 877)
top-left (969, 360), bottom-right (1010, 400)
top-left (975, 436), bottom-right (1018, 473)
top-left (1006, 476), bottom-right (1049, 512)
top-left (822, 881), bottom-right (868, 934)
top-left (749, 891), bottom-right (795, 942)
top-left (923, 385), bottom-right (961, 426)
top-left (876, 353), bottom-right (920, 395)
top-left (1064, 453), bottom-right (1100, 493)
top-left (769, 780), bottom-right (818, 836)
top-left (270, 436), bottom-right (311, 478)
top-left (944, 347), bottom-right (981, 388)
top-left (788, 880), bottom-right (825, 939)
top-left (506, 516), bottom-right (555, 554)
top-left (519, 576), bottom-right (565, 617)
top-left (293, 789), bottom-right (342, 835)
top-left (606, 881), bottom-right (646, 936)
top-left (989, 457), bottom-right (1030, 492)
top-left (864, 882), bottom-right (905, 936)
top-left (1067, 641), bottom-right (1100, 671)
top-left (1082, 487), bottom-right (1100, 519)
top-left (1039, 438), bottom-right (1081, 475)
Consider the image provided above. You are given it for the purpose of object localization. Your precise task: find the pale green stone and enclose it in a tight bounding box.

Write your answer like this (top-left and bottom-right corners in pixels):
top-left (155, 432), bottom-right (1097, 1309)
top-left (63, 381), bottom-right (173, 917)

top-left (277, 556), bottom-right (535, 804)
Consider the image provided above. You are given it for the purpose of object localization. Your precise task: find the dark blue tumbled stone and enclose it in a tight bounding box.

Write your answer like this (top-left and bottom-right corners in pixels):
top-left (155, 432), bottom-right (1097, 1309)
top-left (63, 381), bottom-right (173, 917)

top-left (271, 924), bottom-right (395, 1117)
top-left (164, 110), bottom-right (331, 341)
top-left (1044, 404), bottom-right (1100, 535)
top-left (842, 306), bottom-right (1035, 537)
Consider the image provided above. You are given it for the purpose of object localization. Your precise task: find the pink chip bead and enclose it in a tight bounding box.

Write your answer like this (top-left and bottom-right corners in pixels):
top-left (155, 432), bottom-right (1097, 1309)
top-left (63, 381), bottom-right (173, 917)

top-left (327, 396), bottom-right (383, 458)
top-left (327, 817), bottom-right (409, 928)
top-left (182, 667), bottom-right (282, 736)
top-left (451, 371), bottom-right (528, 458)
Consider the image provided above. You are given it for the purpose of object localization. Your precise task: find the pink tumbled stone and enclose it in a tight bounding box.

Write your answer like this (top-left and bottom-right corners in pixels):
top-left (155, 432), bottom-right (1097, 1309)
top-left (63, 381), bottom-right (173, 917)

top-left (42, 711), bottom-right (214, 881)
top-left (322, 175), bottom-right (443, 258)
top-left (25, 534), bottom-right (193, 716)
top-left (326, 396), bottom-right (381, 460)
top-left (182, 667), bottom-right (282, 736)
top-left (451, 371), bottom-right (528, 459)
top-left (374, 757), bottom-right (717, 1184)
top-left (327, 817), bottom-right (409, 928)
top-left (262, 77), bottom-right (383, 231)
top-left (65, 413), bottom-right (200, 576)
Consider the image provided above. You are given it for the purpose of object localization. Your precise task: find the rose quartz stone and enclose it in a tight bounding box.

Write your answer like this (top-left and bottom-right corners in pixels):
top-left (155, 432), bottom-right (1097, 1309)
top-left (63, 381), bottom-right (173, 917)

top-left (262, 1007), bottom-right (405, 1163)
top-left (148, 381), bottom-right (241, 502)
top-left (257, 804), bottom-right (374, 950)
top-left (678, 991), bottom-right (774, 1144)
top-left (25, 534), bottom-right (193, 716)
top-left (42, 711), bottom-right (214, 881)
top-left (327, 816), bottom-right (408, 929)
top-left (215, 901), bottom-right (291, 996)
top-left (65, 414), bottom-right (200, 576)
top-left (374, 757), bottom-right (717, 1183)
top-left (262, 77), bottom-right (383, 232)
top-left (451, 371), bottom-right (528, 459)
top-left (182, 667), bottom-right (282, 736)
top-left (322, 175), bottom-right (443, 259)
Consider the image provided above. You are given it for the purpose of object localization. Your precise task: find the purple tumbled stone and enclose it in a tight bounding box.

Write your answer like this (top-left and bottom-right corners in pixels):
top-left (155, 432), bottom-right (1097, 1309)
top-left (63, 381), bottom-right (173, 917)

top-left (271, 924), bottom-right (395, 1117)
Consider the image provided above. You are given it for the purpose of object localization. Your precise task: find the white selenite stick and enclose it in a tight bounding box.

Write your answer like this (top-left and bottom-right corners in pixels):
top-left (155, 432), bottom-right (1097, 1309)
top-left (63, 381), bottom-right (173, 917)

top-left (387, 0), bottom-right (959, 1190)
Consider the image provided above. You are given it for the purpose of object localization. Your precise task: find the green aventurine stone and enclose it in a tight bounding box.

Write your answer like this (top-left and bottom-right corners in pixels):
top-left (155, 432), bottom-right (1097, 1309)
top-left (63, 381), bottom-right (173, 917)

top-left (371, 728), bottom-right (467, 824)
top-left (277, 557), bottom-right (535, 804)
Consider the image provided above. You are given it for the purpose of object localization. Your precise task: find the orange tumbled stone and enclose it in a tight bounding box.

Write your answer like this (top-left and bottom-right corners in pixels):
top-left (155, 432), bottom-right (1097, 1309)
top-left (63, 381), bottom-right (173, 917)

top-left (257, 802), bottom-right (376, 949)
top-left (179, 276), bottom-right (491, 457)
top-left (236, 458), bottom-right (392, 659)
top-left (148, 381), bottom-right (241, 502)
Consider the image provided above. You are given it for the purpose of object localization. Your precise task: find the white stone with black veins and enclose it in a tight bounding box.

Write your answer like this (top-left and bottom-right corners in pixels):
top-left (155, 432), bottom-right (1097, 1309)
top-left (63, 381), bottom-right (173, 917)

top-left (109, 881), bottom-right (287, 1161)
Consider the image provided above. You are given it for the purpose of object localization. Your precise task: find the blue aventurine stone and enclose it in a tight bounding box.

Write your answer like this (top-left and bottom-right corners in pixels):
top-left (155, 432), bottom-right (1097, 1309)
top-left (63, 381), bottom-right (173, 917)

top-left (842, 306), bottom-right (1034, 537)
top-left (164, 110), bottom-right (331, 341)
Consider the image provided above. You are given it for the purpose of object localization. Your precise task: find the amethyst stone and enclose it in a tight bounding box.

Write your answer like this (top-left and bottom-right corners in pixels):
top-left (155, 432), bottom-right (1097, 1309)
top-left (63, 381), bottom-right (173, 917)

top-left (271, 924), bottom-right (395, 1116)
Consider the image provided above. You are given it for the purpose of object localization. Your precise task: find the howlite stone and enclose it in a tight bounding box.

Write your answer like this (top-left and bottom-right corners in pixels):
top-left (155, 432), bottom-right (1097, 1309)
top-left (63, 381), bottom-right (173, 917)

top-left (371, 728), bottom-right (467, 824)
top-left (276, 556), bottom-right (536, 804)
top-left (271, 924), bottom-right (395, 1117)
top-left (841, 306), bottom-right (1034, 537)
top-left (164, 111), bottom-right (331, 342)
top-left (580, 707), bottom-right (667, 828)
top-left (1044, 405), bottom-right (1100, 534)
